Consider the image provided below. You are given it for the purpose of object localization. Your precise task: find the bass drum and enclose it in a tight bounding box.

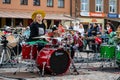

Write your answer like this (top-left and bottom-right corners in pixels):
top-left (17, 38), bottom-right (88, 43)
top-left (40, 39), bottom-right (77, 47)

top-left (116, 51), bottom-right (120, 68)
top-left (36, 48), bottom-right (71, 75)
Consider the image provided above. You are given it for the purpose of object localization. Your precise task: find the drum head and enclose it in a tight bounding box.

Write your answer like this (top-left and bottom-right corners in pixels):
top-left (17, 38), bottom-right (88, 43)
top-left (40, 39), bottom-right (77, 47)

top-left (50, 49), bottom-right (70, 75)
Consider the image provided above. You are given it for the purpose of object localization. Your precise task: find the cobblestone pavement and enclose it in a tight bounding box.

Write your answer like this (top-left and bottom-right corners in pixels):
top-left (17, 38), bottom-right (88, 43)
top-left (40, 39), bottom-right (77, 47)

top-left (0, 62), bottom-right (120, 80)
top-left (0, 52), bottom-right (120, 80)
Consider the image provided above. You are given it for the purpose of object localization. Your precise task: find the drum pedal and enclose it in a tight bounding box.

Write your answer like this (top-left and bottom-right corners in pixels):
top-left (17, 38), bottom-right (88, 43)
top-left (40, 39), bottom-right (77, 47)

top-left (71, 69), bottom-right (79, 75)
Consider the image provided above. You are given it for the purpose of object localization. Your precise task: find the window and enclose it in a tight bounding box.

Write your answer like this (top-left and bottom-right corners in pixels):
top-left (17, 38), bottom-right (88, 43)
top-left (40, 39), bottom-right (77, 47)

top-left (109, 0), bottom-right (117, 13)
top-left (47, 0), bottom-right (53, 7)
top-left (58, 0), bottom-right (64, 8)
top-left (81, 0), bottom-right (89, 12)
top-left (20, 0), bottom-right (28, 5)
top-left (3, 0), bottom-right (11, 4)
top-left (95, 0), bottom-right (103, 12)
top-left (33, 0), bottom-right (40, 6)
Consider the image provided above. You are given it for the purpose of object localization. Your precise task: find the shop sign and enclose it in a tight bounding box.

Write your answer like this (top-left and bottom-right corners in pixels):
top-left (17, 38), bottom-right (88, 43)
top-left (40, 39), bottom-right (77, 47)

top-left (108, 13), bottom-right (118, 18)
top-left (80, 12), bottom-right (90, 16)
top-left (89, 12), bottom-right (105, 17)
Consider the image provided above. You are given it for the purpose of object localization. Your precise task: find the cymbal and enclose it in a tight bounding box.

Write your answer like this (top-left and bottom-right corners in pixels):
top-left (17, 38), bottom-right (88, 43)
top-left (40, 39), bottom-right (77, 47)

top-left (33, 35), bottom-right (50, 39)
top-left (52, 37), bottom-right (64, 40)
top-left (0, 32), bottom-right (4, 36)
top-left (66, 29), bottom-right (77, 32)
top-left (116, 31), bottom-right (120, 33)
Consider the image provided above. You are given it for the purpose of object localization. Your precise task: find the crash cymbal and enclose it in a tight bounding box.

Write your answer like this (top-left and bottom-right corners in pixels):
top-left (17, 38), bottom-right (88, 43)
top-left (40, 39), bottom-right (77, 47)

top-left (33, 35), bottom-right (50, 39)
top-left (51, 37), bottom-right (64, 40)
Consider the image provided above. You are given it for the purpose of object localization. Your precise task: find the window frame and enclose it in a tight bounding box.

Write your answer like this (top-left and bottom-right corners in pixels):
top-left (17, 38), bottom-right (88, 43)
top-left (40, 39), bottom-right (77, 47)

top-left (20, 0), bottom-right (28, 5)
top-left (3, 0), bottom-right (11, 4)
top-left (47, 0), bottom-right (54, 7)
top-left (80, 0), bottom-right (89, 12)
top-left (95, 0), bottom-right (103, 12)
top-left (109, 0), bottom-right (117, 13)
top-left (58, 0), bottom-right (64, 8)
top-left (33, 0), bottom-right (40, 6)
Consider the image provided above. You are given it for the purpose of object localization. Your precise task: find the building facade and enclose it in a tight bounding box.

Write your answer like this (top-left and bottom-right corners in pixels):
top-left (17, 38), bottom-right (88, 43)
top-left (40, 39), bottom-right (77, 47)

top-left (0, 0), bottom-right (120, 30)
top-left (0, 0), bottom-right (72, 28)
top-left (74, 0), bottom-right (120, 31)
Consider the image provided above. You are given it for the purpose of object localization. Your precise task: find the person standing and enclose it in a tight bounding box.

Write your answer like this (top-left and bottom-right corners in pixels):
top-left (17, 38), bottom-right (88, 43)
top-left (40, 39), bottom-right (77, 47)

top-left (78, 23), bottom-right (84, 37)
top-left (74, 22), bottom-right (79, 32)
top-left (69, 23), bottom-right (74, 30)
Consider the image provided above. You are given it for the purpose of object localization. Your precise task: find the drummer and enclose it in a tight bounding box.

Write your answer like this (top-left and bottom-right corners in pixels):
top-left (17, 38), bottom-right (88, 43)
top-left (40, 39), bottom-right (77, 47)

top-left (27, 10), bottom-right (47, 51)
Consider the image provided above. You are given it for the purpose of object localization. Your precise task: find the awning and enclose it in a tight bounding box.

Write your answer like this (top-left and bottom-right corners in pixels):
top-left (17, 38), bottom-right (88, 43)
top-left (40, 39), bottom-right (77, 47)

top-left (106, 18), bottom-right (120, 22)
top-left (0, 11), bottom-right (73, 20)
top-left (45, 14), bottom-right (74, 20)
top-left (0, 11), bottom-right (31, 19)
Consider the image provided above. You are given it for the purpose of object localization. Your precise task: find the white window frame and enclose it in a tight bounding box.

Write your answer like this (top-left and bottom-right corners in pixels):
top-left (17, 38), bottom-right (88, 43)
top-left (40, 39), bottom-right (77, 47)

top-left (95, 0), bottom-right (103, 12)
top-left (80, 0), bottom-right (89, 12)
top-left (109, 0), bottom-right (117, 13)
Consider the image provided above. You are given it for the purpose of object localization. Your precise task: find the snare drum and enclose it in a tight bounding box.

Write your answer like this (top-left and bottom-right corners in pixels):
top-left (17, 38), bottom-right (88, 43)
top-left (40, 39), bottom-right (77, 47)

top-left (100, 45), bottom-right (115, 59)
top-left (6, 35), bottom-right (18, 48)
top-left (36, 48), bottom-right (71, 75)
top-left (22, 43), bottom-right (38, 60)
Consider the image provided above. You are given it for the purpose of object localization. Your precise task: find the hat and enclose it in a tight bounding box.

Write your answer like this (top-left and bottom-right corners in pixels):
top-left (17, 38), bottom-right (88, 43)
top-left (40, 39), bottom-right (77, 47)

top-left (31, 10), bottom-right (46, 20)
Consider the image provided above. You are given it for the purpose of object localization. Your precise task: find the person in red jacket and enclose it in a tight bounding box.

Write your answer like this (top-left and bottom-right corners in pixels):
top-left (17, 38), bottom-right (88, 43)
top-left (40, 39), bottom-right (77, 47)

top-left (106, 22), bottom-right (113, 34)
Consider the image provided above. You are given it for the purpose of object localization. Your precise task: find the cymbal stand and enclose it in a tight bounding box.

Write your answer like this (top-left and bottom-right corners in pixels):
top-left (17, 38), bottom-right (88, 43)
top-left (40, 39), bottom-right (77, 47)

top-left (64, 36), bottom-right (79, 75)
top-left (15, 34), bottom-right (21, 63)
top-left (0, 35), bottom-right (14, 67)
top-left (83, 44), bottom-right (93, 68)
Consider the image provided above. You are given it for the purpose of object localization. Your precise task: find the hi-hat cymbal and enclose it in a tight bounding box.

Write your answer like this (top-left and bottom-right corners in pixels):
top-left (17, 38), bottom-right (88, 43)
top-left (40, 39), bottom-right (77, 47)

top-left (66, 29), bottom-right (77, 32)
top-left (116, 31), bottom-right (120, 33)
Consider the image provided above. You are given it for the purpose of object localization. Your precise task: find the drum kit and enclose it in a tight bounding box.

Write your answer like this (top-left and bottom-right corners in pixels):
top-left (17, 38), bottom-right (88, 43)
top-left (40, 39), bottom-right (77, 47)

top-left (2, 27), bottom-right (120, 76)
top-left (12, 31), bottom-right (79, 76)
top-left (17, 29), bottom-right (120, 76)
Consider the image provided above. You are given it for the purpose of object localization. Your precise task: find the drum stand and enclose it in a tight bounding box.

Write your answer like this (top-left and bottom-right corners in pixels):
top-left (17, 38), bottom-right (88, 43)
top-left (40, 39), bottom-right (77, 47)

top-left (13, 44), bottom-right (39, 75)
top-left (99, 53), bottom-right (114, 69)
top-left (69, 48), bottom-right (79, 75)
